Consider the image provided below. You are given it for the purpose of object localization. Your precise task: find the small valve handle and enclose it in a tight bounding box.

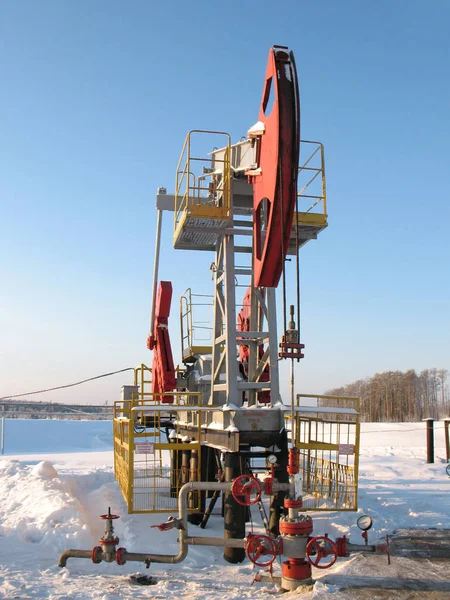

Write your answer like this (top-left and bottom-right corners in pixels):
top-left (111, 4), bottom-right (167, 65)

top-left (245, 533), bottom-right (278, 567)
top-left (100, 507), bottom-right (120, 520)
top-left (305, 535), bottom-right (338, 569)
top-left (231, 474), bottom-right (262, 506)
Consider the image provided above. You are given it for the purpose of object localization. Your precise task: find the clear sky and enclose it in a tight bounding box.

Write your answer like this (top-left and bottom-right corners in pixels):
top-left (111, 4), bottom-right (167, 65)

top-left (1, 0), bottom-right (449, 405)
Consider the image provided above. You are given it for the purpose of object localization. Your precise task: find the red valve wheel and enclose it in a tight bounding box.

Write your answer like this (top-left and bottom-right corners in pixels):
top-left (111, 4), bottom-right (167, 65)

top-left (100, 513), bottom-right (120, 520)
top-left (91, 545), bottom-right (102, 564)
top-left (231, 474), bottom-right (262, 506)
top-left (246, 534), bottom-right (278, 567)
top-left (306, 536), bottom-right (338, 569)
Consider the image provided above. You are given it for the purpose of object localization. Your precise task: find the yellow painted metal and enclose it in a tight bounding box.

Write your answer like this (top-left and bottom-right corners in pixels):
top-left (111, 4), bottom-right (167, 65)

top-left (174, 130), bottom-right (232, 248)
top-left (298, 140), bottom-right (327, 216)
top-left (180, 288), bottom-right (213, 362)
top-left (113, 388), bottom-right (204, 513)
top-left (293, 394), bottom-right (360, 512)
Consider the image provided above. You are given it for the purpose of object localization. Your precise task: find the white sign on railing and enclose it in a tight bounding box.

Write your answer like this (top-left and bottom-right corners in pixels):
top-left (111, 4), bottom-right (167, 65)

top-left (338, 444), bottom-right (355, 455)
top-left (135, 442), bottom-right (155, 454)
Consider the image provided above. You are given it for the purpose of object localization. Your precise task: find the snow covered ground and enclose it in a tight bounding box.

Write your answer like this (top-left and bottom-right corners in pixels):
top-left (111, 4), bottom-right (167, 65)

top-left (0, 420), bottom-right (449, 599)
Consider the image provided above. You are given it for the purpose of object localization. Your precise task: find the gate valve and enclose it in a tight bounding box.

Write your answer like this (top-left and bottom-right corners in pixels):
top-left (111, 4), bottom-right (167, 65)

top-left (305, 535), bottom-right (338, 569)
top-left (245, 533), bottom-right (278, 567)
top-left (98, 508), bottom-right (120, 551)
top-left (231, 474), bottom-right (262, 506)
top-left (151, 516), bottom-right (185, 531)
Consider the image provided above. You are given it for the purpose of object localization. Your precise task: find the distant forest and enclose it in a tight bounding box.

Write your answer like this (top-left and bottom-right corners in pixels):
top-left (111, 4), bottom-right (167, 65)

top-left (326, 368), bottom-right (449, 422)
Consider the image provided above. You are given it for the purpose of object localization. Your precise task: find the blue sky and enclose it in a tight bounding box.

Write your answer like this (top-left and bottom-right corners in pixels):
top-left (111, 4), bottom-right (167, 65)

top-left (1, 0), bottom-right (449, 404)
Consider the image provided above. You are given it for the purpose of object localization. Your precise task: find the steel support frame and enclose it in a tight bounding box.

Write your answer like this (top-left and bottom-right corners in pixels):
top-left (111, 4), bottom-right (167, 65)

top-left (209, 232), bottom-right (280, 407)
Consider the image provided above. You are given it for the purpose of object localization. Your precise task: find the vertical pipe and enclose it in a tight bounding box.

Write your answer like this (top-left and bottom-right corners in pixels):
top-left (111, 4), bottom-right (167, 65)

top-left (181, 450), bottom-right (191, 485)
top-left (445, 420), bottom-right (450, 463)
top-left (290, 358), bottom-right (295, 448)
top-left (170, 449), bottom-right (181, 498)
top-left (223, 453), bottom-right (246, 563)
top-left (269, 429), bottom-right (288, 536)
top-left (149, 208), bottom-right (163, 341)
top-left (1, 405), bottom-right (5, 455)
top-left (425, 419), bottom-right (434, 464)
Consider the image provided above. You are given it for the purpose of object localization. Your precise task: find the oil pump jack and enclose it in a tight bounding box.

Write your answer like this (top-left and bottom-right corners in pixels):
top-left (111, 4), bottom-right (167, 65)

top-left (59, 46), bottom-right (389, 591)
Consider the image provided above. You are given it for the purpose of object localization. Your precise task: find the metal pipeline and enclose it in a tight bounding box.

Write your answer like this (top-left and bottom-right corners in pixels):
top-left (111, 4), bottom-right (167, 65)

top-left (58, 550), bottom-right (93, 567)
top-left (59, 481), bottom-right (235, 567)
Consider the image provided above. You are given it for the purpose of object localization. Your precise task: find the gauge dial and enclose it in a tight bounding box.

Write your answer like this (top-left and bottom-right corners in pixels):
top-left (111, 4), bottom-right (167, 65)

top-left (268, 454), bottom-right (277, 465)
top-left (357, 515), bottom-right (373, 531)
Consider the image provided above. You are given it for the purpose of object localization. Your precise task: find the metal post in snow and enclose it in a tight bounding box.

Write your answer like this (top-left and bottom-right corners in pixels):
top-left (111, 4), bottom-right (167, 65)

top-left (424, 418), bottom-right (434, 464)
top-left (444, 419), bottom-right (450, 463)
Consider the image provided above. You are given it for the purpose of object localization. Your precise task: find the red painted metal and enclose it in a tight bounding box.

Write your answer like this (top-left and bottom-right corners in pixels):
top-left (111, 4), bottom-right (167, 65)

top-left (279, 342), bottom-right (305, 359)
top-left (237, 286), bottom-right (270, 403)
top-left (287, 448), bottom-right (299, 475)
top-left (231, 474), bottom-right (262, 506)
top-left (335, 535), bottom-right (347, 557)
top-left (305, 535), bottom-right (338, 569)
top-left (284, 498), bottom-right (303, 509)
top-left (245, 533), bottom-right (278, 567)
top-left (116, 547), bottom-right (126, 566)
top-left (148, 281), bottom-right (176, 403)
top-left (91, 546), bottom-right (102, 564)
top-left (263, 476), bottom-right (274, 496)
top-left (250, 46), bottom-right (300, 288)
top-left (282, 558), bottom-right (311, 580)
top-left (279, 519), bottom-right (313, 536)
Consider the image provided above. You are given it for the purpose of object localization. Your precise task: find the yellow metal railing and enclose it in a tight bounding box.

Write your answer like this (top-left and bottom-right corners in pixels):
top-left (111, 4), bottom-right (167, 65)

top-left (180, 288), bottom-right (213, 361)
top-left (293, 393), bottom-right (360, 511)
top-left (297, 140), bottom-right (327, 216)
top-left (174, 130), bottom-right (231, 242)
top-left (114, 390), bottom-right (204, 513)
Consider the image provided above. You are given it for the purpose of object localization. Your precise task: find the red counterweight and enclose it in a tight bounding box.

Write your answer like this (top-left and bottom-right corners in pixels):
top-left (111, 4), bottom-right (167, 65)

top-left (147, 281), bottom-right (176, 403)
top-left (249, 46), bottom-right (300, 288)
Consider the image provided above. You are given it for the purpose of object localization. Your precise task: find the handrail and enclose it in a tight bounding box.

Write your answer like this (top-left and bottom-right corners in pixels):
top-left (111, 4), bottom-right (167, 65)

top-left (297, 140), bottom-right (327, 216)
top-left (174, 130), bottom-right (231, 236)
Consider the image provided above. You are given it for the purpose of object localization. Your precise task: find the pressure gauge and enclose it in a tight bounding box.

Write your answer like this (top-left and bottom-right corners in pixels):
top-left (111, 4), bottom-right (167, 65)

top-left (268, 454), bottom-right (277, 465)
top-left (446, 463), bottom-right (450, 477)
top-left (357, 515), bottom-right (373, 532)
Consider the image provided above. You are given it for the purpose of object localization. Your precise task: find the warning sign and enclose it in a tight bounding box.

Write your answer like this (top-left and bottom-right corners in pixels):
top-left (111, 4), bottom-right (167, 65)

top-left (338, 444), bottom-right (355, 455)
top-left (135, 442), bottom-right (155, 454)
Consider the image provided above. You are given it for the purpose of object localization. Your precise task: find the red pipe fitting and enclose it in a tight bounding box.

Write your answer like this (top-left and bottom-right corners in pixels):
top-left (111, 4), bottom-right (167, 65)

top-left (287, 448), bottom-right (299, 475)
top-left (279, 520), bottom-right (313, 536)
top-left (336, 535), bottom-right (347, 557)
top-left (282, 558), bottom-right (311, 580)
top-left (284, 498), bottom-right (302, 509)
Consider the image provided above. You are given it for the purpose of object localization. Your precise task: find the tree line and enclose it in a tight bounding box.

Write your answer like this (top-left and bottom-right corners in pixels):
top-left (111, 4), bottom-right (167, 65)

top-left (326, 368), bottom-right (449, 422)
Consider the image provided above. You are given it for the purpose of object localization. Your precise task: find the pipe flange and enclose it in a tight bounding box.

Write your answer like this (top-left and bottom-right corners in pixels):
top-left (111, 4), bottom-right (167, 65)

top-left (116, 547), bottom-right (127, 566)
top-left (91, 546), bottom-right (102, 564)
top-left (284, 498), bottom-right (302, 509)
top-left (280, 519), bottom-right (313, 536)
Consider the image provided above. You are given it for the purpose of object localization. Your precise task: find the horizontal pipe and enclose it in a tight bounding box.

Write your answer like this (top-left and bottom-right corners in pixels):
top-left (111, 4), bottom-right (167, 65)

top-left (58, 549), bottom-right (92, 567)
top-left (346, 542), bottom-right (377, 553)
top-left (186, 536), bottom-right (246, 548)
top-left (59, 481), bottom-right (236, 568)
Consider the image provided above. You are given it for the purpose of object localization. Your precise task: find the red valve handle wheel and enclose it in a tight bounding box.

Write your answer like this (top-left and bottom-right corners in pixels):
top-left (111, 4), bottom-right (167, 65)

top-left (231, 475), bottom-right (262, 506)
top-left (246, 534), bottom-right (278, 567)
top-left (306, 536), bottom-right (338, 569)
top-left (100, 513), bottom-right (120, 520)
